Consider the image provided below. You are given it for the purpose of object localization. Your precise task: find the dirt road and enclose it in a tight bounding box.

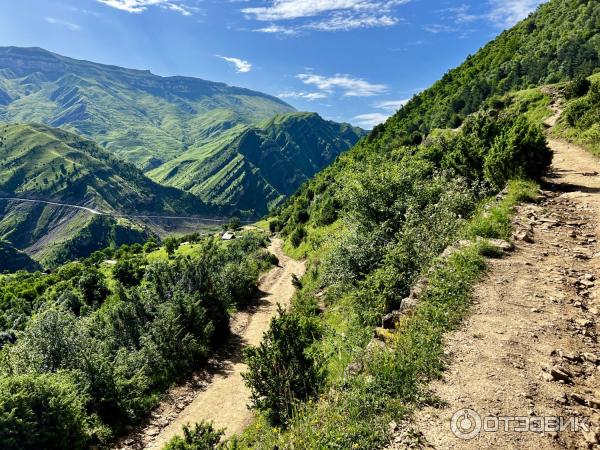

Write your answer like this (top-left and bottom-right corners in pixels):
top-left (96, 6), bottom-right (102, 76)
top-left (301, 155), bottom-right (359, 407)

top-left (411, 109), bottom-right (600, 448)
top-left (116, 238), bottom-right (305, 449)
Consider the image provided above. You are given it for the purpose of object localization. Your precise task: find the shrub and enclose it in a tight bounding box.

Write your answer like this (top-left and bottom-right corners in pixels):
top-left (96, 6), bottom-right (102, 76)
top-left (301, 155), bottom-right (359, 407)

top-left (243, 309), bottom-right (322, 425)
top-left (163, 422), bottom-right (224, 450)
top-left (0, 373), bottom-right (90, 450)
top-left (483, 116), bottom-right (552, 189)
top-left (564, 76), bottom-right (591, 99)
top-left (289, 226), bottom-right (306, 248)
top-left (163, 237), bottom-right (179, 257)
top-left (112, 258), bottom-right (144, 288)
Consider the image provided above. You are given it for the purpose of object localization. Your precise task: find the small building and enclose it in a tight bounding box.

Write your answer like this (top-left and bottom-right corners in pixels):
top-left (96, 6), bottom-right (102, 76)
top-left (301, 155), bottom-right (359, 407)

top-left (221, 231), bottom-right (236, 240)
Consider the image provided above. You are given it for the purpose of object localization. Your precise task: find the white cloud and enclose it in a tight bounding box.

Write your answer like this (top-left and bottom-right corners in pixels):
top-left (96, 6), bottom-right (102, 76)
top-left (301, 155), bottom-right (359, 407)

top-left (243, 0), bottom-right (407, 21)
top-left (45, 17), bottom-right (81, 31)
top-left (97, 0), bottom-right (193, 15)
top-left (487, 0), bottom-right (546, 28)
top-left (278, 91), bottom-right (328, 101)
top-left (254, 24), bottom-right (299, 35)
top-left (353, 112), bottom-right (389, 128)
top-left (306, 13), bottom-right (398, 31)
top-left (217, 55), bottom-right (252, 73)
top-left (243, 0), bottom-right (409, 34)
top-left (298, 73), bottom-right (387, 97)
top-left (374, 99), bottom-right (409, 111)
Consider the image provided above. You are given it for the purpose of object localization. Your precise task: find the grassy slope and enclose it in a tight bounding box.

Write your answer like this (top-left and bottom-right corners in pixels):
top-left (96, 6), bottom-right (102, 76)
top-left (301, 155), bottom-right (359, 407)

top-left (552, 72), bottom-right (600, 154)
top-left (148, 113), bottom-right (365, 215)
top-left (0, 123), bottom-right (216, 266)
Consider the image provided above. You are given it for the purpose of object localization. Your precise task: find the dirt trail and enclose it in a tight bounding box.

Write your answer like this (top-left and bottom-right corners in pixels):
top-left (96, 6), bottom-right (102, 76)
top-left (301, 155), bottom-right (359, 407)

top-left (115, 238), bottom-right (305, 450)
top-left (410, 107), bottom-right (600, 449)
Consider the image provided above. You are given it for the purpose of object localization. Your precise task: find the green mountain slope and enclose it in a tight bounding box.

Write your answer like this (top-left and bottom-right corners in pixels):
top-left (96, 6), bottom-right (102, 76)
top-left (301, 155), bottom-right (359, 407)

top-left (0, 46), bottom-right (295, 169)
top-left (367, 0), bottom-right (599, 148)
top-left (148, 112), bottom-right (365, 214)
top-left (0, 240), bottom-right (41, 273)
top-left (0, 123), bottom-right (215, 265)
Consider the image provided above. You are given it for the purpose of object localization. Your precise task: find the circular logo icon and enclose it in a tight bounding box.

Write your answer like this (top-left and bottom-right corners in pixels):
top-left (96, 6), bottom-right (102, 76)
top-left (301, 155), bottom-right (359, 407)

top-left (451, 409), bottom-right (482, 440)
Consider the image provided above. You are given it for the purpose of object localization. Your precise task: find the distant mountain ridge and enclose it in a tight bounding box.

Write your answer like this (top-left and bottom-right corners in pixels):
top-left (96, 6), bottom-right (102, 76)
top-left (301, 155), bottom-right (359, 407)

top-left (0, 46), bottom-right (295, 169)
top-left (0, 47), bottom-right (363, 215)
top-left (149, 112), bottom-right (366, 214)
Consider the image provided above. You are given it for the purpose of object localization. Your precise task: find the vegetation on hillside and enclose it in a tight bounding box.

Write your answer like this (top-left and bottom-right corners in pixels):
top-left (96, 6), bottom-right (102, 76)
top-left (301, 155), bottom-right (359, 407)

top-left (554, 73), bottom-right (600, 154)
top-left (0, 231), bottom-right (274, 448)
top-left (0, 123), bottom-right (216, 266)
top-left (235, 0), bottom-right (597, 447)
top-left (0, 46), bottom-right (294, 168)
top-left (149, 113), bottom-right (365, 215)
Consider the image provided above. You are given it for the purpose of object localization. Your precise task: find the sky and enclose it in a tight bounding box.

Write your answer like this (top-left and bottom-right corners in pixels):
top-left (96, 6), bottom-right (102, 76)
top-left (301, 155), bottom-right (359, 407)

top-left (0, 0), bottom-right (547, 128)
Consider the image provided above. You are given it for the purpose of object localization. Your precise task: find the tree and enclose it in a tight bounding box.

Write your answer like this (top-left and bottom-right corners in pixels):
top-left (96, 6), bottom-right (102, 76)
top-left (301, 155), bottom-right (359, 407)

top-left (78, 268), bottom-right (109, 309)
top-left (112, 258), bottom-right (144, 288)
top-left (163, 237), bottom-right (179, 258)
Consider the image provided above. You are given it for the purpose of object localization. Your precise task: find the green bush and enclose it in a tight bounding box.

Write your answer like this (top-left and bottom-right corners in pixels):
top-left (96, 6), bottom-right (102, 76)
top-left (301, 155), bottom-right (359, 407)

top-left (564, 76), bottom-right (591, 99)
top-left (163, 422), bottom-right (224, 450)
top-left (0, 373), bottom-right (90, 450)
top-left (483, 117), bottom-right (552, 189)
top-left (289, 226), bottom-right (306, 248)
top-left (243, 309), bottom-right (322, 425)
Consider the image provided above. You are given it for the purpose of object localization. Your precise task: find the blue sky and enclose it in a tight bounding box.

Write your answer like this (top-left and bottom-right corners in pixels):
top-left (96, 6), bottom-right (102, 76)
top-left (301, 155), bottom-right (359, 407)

top-left (0, 0), bottom-right (546, 128)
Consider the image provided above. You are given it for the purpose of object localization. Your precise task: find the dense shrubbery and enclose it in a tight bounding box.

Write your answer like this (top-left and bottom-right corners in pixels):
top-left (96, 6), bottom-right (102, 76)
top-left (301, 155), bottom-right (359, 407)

top-left (0, 232), bottom-right (273, 447)
top-left (558, 77), bottom-right (600, 154)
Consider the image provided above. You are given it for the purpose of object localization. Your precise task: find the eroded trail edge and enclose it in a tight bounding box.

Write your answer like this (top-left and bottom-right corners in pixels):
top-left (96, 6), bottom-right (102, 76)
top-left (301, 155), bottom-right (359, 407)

top-left (409, 114), bottom-right (600, 448)
top-left (116, 238), bottom-right (305, 450)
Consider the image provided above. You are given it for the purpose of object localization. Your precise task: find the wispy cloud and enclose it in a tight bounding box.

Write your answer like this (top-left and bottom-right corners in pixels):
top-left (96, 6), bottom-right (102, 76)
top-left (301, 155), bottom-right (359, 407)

top-left (97, 0), bottom-right (194, 16)
top-left (243, 0), bottom-right (409, 34)
top-left (45, 17), bottom-right (81, 31)
top-left (298, 73), bottom-right (387, 97)
top-left (430, 1), bottom-right (546, 33)
top-left (353, 112), bottom-right (389, 128)
top-left (487, 0), bottom-right (546, 28)
top-left (278, 91), bottom-right (328, 101)
top-left (217, 55), bottom-right (252, 73)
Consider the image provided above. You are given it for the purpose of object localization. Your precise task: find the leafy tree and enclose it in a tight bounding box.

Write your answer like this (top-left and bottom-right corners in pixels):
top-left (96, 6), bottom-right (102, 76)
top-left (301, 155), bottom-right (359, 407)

top-left (78, 268), bottom-right (109, 309)
top-left (112, 258), bottom-right (144, 288)
top-left (163, 237), bottom-right (180, 258)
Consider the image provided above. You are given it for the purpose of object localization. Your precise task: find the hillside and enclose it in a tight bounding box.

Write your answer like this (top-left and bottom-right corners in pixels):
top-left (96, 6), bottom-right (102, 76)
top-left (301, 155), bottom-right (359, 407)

top-left (231, 0), bottom-right (600, 448)
top-left (0, 240), bottom-right (41, 273)
top-left (0, 123), bottom-right (216, 265)
top-left (0, 47), bottom-right (295, 169)
top-left (148, 112), bottom-right (365, 214)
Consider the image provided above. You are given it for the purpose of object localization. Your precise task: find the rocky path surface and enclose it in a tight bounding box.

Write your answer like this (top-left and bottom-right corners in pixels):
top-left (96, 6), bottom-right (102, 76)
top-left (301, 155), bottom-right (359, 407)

top-left (409, 108), bottom-right (600, 449)
top-left (115, 238), bottom-right (305, 450)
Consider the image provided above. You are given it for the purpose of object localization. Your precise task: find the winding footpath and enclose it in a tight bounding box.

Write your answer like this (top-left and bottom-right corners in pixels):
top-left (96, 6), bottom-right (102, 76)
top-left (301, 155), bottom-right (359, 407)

top-left (115, 238), bottom-right (305, 450)
top-left (405, 103), bottom-right (600, 448)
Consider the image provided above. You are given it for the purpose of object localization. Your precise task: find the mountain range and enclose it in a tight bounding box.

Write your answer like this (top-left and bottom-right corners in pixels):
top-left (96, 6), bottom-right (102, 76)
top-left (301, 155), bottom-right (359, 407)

top-left (0, 47), bottom-right (364, 267)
